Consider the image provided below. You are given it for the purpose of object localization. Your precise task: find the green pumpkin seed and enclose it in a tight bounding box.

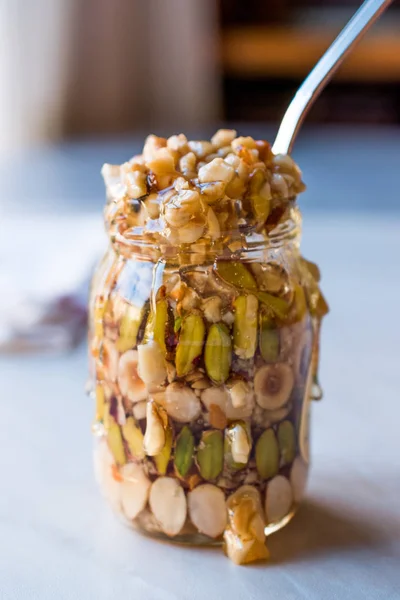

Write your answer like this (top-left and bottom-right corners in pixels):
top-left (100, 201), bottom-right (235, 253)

top-left (278, 420), bottom-right (296, 466)
top-left (95, 384), bottom-right (105, 422)
top-left (175, 314), bottom-right (205, 377)
top-left (154, 425), bottom-right (173, 475)
top-left (174, 316), bottom-right (182, 333)
top-left (255, 428), bottom-right (279, 479)
top-left (116, 304), bottom-right (145, 353)
top-left (233, 295), bottom-right (258, 359)
top-left (256, 291), bottom-right (290, 321)
top-left (197, 430), bottom-right (224, 480)
top-left (204, 323), bottom-right (232, 385)
top-left (174, 426), bottom-right (195, 477)
top-left (259, 312), bottom-right (280, 362)
top-left (144, 298), bottom-right (169, 353)
top-left (248, 168), bottom-right (271, 224)
top-left (106, 420), bottom-right (127, 466)
top-left (214, 261), bottom-right (257, 291)
top-left (122, 416), bottom-right (145, 459)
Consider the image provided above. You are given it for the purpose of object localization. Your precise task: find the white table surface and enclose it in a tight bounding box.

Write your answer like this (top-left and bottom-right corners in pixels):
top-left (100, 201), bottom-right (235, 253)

top-left (1, 210), bottom-right (400, 599)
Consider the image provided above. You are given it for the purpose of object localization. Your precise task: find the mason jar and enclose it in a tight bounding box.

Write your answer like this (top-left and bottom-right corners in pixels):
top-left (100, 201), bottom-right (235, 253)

top-left (88, 131), bottom-right (328, 564)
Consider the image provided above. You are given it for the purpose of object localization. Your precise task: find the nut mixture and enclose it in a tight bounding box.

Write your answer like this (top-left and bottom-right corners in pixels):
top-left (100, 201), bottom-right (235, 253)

top-left (102, 129), bottom-right (305, 260)
top-left (90, 130), bottom-right (328, 565)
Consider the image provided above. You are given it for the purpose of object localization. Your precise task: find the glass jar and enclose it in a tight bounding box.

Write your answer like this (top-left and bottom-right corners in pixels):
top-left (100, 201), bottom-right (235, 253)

top-left (88, 132), bottom-right (328, 564)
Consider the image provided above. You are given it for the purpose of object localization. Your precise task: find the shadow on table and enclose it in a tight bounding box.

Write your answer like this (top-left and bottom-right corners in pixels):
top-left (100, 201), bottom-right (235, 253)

top-left (267, 499), bottom-right (385, 565)
top-left (91, 496), bottom-right (389, 572)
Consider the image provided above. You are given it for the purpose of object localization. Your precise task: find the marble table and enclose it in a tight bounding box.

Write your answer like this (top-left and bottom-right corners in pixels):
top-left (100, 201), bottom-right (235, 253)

top-left (1, 128), bottom-right (400, 599)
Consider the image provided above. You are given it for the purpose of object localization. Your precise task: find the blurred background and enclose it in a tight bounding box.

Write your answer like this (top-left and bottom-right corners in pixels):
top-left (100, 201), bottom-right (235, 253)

top-left (0, 0), bottom-right (400, 153)
top-left (0, 0), bottom-right (399, 351)
top-left (2, 0), bottom-right (400, 153)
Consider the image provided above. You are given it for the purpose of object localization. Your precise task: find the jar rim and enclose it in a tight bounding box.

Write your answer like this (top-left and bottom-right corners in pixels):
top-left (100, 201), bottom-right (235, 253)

top-left (106, 199), bottom-right (302, 261)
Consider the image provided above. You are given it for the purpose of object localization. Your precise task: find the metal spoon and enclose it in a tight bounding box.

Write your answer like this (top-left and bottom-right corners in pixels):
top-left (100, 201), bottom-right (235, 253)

top-left (272, 0), bottom-right (393, 155)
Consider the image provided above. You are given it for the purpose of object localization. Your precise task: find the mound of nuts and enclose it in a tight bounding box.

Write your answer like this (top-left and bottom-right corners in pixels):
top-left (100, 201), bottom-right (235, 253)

top-left (102, 130), bottom-right (305, 255)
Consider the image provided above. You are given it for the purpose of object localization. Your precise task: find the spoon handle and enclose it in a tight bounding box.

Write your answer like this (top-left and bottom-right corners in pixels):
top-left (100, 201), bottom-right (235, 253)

top-left (272, 0), bottom-right (393, 155)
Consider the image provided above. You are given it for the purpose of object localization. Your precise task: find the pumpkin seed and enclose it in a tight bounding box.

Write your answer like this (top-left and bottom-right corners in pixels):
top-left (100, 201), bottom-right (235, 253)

top-left (117, 304), bottom-right (145, 353)
top-left (175, 314), bottom-right (205, 377)
top-left (214, 261), bottom-right (257, 290)
top-left (248, 168), bottom-right (271, 224)
top-left (204, 323), bottom-right (232, 385)
top-left (233, 295), bottom-right (258, 359)
top-left (259, 312), bottom-right (280, 362)
top-left (106, 419), bottom-right (127, 467)
top-left (154, 424), bottom-right (173, 475)
top-left (174, 426), bottom-right (195, 477)
top-left (144, 298), bottom-right (168, 353)
top-left (256, 291), bottom-right (290, 321)
top-left (197, 430), bottom-right (224, 480)
top-left (95, 384), bottom-right (105, 422)
top-left (255, 428), bottom-right (279, 479)
top-left (122, 416), bottom-right (145, 459)
top-left (278, 420), bottom-right (296, 466)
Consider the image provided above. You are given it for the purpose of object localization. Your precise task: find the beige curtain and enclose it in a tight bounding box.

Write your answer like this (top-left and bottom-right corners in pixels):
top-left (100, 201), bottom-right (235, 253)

top-left (0, 0), bottom-right (73, 154)
top-left (0, 0), bottom-right (221, 153)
